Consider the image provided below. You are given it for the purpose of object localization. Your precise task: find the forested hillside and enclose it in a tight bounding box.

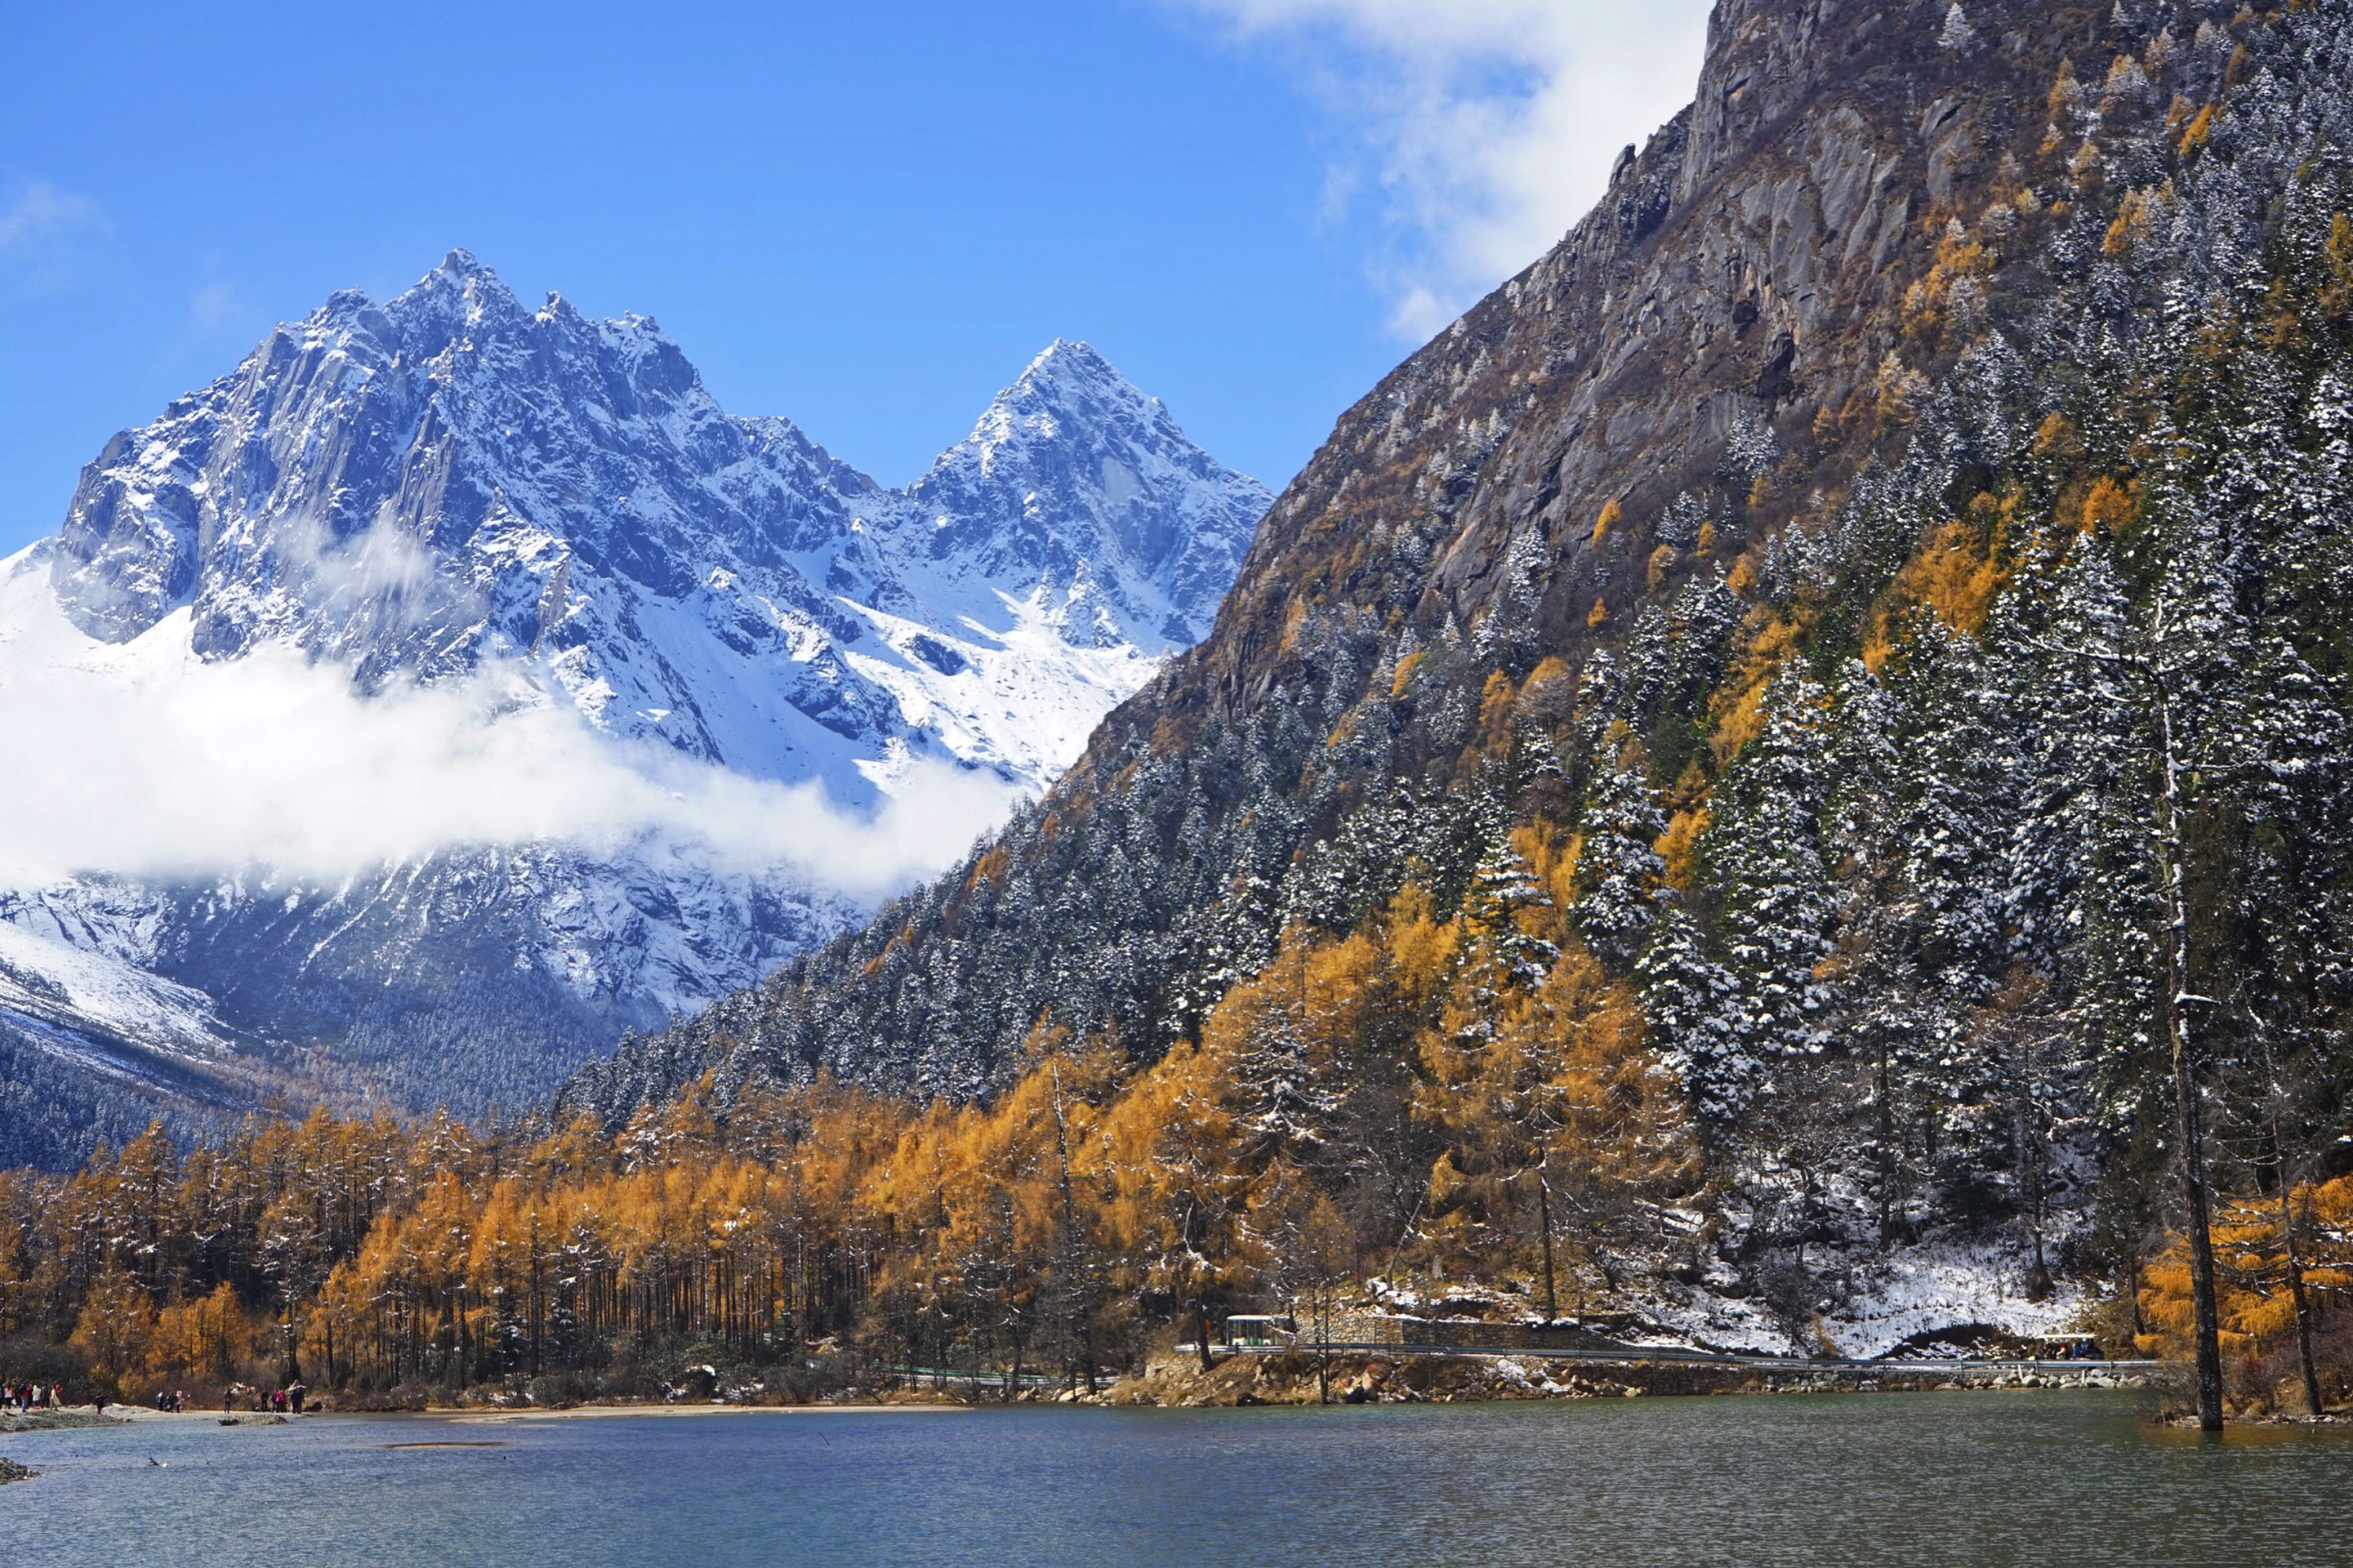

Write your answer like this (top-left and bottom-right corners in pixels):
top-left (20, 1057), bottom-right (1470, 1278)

top-left (13, 0), bottom-right (2353, 1419)
top-left (560, 0), bottom-right (2353, 1372)
top-left (1, 1098), bottom-right (2343, 1409)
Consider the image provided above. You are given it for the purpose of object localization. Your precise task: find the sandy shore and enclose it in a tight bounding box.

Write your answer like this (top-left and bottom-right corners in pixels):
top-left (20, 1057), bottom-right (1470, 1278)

top-left (0, 1406), bottom-right (292, 1430)
top-left (448, 1403), bottom-right (970, 1424)
top-left (0, 1408), bottom-right (127, 1433)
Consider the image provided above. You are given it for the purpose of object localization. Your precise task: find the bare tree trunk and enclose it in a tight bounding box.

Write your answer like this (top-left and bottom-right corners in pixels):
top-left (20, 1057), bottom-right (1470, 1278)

top-left (1047, 1067), bottom-right (1096, 1396)
top-left (1317, 1286), bottom-right (1331, 1406)
top-left (1535, 1172), bottom-right (1560, 1325)
top-left (1876, 1031), bottom-right (1896, 1251)
top-left (2169, 1053), bottom-right (2224, 1428)
top-left (2021, 1098), bottom-right (2051, 1302)
top-left (2282, 1184), bottom-right (2325, 1418)
top-left (2153, 664), bottom-right (2224, 1432)
top-left (1193, 1298), bottom-right (1217, 1373)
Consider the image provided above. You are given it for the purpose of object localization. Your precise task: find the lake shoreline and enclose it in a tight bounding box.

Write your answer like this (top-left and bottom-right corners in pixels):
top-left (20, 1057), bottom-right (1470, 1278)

top-left (0, 1408), bottom-right (131, 1434)
top-left (14, 1371), bottom-right (2343, 1443)
top-left (446, 1403), bottom-right (973, 1423)
top-left (0, 1359), bottom-right (2204, 1431)
top-left (292, 1357), bottom-right (2191, 1418)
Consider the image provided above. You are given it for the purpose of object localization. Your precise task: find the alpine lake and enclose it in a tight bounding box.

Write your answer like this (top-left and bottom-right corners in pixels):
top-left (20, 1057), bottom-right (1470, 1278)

top-left (2, 1390), bottom-right (2346, 1566)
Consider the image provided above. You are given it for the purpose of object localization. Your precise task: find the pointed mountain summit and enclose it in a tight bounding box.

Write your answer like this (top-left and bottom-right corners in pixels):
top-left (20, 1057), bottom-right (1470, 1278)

top-left (904, 340), bottom-right (1261, 648)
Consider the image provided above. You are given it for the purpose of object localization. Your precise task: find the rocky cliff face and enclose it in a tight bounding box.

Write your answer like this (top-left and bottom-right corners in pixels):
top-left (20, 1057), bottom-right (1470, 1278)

top-left (1165, 0), bottom-right (2076, 734)
top-left (0, 257), bottom-right (1269, 1146)
top-left (573, 0), bottom-right (2353, 1347)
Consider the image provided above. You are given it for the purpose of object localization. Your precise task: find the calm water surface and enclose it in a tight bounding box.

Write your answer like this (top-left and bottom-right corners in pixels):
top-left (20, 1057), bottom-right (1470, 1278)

top-left (2, 1391), bottom-right (2346, 1566)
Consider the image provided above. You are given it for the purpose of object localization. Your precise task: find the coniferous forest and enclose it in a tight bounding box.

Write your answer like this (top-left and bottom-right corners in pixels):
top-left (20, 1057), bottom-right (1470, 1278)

top-left (11, 0), bottom-right (2353, 1426)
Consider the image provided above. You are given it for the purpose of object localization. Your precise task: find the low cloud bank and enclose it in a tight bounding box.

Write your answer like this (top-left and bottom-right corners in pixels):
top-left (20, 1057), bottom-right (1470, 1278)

top-left (0, 619), bottom-right (1018, 902)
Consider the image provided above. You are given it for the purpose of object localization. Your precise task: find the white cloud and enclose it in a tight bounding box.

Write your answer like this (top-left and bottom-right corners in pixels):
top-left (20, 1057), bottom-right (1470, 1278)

top-left (0, 585), bottom-right (1017, 902)
top-left (1186, 0), bottom-right (1713, 340)
top-left (0, 180), bottom-right (109, 290)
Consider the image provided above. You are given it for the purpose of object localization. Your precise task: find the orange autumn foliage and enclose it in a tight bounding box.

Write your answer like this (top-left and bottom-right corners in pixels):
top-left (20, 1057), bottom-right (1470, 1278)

top-left (5, 866), bottom-right (1704, 1398)
top-left (2136, 1178), bottom-right (2353, 1368)
top-left (1863, 518), bottom-right (2009, 670)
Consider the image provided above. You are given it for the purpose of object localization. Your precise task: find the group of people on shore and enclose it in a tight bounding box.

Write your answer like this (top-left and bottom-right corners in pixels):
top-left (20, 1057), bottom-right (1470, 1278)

top-left (9, 1379), bottom-right (314, 1417)
top-left (221, 1383), bottom-right (307, 1415)
top-left (3, 1383), bottom-right (64, 1414)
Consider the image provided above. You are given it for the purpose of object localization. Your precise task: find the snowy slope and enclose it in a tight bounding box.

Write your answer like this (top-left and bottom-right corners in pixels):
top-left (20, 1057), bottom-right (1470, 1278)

top-left (0, 252), bottom-right (1272, 1124)
top-left (0, 919), bottom-right (231, 1071)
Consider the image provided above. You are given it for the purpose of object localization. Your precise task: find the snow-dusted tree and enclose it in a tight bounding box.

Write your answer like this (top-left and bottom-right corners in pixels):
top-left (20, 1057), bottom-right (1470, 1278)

top-left (1573, 737), bottom-right (1669, 969)
top-left (2028, 507), bottom-right (2348, 1429)
top-left (1637, 907), bottom-right (1742, 1123)
top-left (1707, 666), bottom-right (1839, 1062)
top-left (1457, 838), bottom-right (1562, 996)
top-left (1937, 3), bottom-right (1976, 53)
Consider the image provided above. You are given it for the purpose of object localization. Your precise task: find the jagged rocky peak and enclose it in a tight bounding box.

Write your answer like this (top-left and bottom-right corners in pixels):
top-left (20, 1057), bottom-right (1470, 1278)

top-left (47, 248), bottom-right (861, 670)
top-left (47, 253), bottom-right (1265, 680)
top-left (38, 252), bottom-right (1270, 791)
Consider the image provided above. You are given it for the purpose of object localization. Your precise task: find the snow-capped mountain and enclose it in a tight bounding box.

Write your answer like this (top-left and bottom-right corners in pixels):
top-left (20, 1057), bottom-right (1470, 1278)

top-left (0, 251), bottom-right (1270, 1145)
top-left (52, 249), bottom-right (1266, 799)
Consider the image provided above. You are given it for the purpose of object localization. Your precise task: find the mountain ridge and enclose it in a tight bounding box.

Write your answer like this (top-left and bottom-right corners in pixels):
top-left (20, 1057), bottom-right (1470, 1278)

top-left (50, 252), bottom-right (1268, 797)
top-left (0, 254), bottom-right (1271, 1158)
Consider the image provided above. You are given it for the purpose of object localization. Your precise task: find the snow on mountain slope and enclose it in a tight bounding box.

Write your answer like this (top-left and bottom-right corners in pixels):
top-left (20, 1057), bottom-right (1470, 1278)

top-left (49, 252), bottom-right (1269, 803)
top-left (0, 897), bottom-right (261, 1141)
top-left (0, 252), bottom-right (1272, 1130)
top-left (0, 919), bottom-right (230, 1069)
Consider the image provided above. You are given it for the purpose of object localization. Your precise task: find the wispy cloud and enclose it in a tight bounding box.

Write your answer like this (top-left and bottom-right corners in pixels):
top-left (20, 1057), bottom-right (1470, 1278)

top-left (0, 180), bottom-right (109, 292)
top-left (186, 281), bottom-right (236, 334)
top-left (1183, 0), bottom-right (1711, 341)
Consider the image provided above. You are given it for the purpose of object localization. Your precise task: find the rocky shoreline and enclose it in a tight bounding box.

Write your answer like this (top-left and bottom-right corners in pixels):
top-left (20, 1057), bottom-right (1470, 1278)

top-left (1086, 1354), bottom-right (2164, 1409)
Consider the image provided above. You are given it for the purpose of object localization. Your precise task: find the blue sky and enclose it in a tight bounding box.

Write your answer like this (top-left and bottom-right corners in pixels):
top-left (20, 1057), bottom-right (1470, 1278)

top-left (0, 0), bottom-right (1709, 555)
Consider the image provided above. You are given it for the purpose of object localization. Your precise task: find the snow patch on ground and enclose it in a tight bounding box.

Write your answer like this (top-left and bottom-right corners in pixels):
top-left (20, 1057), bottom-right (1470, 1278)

top-left (1822, 1245), bottom-right (2088, 1359)
top-left (1638, 1279), bottom-right (1806, 1356)
top-left (1635, 1241), bottom-right (2089, 1358)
